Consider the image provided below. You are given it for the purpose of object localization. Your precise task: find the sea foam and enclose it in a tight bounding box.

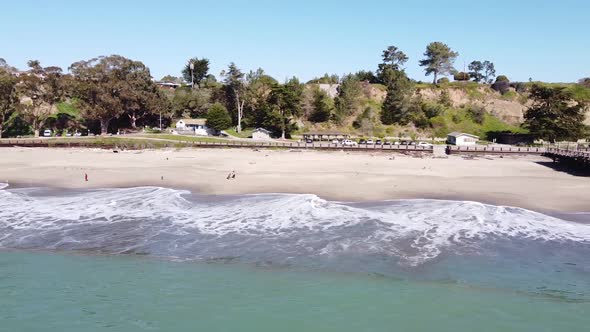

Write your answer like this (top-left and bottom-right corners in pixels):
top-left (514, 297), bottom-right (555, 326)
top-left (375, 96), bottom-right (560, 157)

top-left (0, 185), bottom-right (588, 265)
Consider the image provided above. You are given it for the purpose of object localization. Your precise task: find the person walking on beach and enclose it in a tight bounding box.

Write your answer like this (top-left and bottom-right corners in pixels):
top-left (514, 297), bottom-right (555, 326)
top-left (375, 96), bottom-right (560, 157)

top-left (85, 173), bottom-right (88, 182)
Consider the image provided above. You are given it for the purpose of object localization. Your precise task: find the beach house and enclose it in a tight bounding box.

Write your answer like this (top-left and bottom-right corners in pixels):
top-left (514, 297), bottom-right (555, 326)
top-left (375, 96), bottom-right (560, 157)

top-left (447, 132), bottom-right (479, 146)
top-left (175, 119), bottom-right (215, 136)
top-left (252, 128), bottom-right (273, 140)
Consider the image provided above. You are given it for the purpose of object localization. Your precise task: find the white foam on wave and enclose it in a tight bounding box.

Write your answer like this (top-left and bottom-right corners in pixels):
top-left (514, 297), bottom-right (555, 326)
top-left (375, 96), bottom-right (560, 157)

top-left (0, 183), bottom-right (8, 190)
top-left (0, 186), bottom-right (588, 264)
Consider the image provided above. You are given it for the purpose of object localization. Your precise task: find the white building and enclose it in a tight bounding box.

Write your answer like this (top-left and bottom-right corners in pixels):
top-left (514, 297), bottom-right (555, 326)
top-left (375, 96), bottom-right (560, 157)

top-left (175, 119), bottom-right (215, 136)
top-left (447, 132), bottom-right (479, 146)
top-left (252, 128), bottom-right (272, 140)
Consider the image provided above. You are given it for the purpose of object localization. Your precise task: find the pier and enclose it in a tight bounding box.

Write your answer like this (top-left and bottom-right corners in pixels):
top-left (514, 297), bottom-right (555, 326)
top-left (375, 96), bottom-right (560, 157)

top-left (544, 148), bottom-right (590, 169)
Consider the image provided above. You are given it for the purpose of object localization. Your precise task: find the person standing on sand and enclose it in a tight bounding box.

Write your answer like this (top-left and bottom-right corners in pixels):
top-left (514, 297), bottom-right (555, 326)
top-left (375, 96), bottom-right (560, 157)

top-left (85, 173), bottom-right (88, 182)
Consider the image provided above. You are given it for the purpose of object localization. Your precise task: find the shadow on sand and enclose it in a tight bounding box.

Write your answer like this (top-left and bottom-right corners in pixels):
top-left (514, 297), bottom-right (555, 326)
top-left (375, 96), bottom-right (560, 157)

top-left (535, 161), bottom-right (590, 177)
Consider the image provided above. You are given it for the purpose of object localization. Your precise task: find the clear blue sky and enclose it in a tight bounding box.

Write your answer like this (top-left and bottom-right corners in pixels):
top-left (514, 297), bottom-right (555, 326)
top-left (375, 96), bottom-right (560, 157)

top-left (2, 0), bottom-right (589, 83)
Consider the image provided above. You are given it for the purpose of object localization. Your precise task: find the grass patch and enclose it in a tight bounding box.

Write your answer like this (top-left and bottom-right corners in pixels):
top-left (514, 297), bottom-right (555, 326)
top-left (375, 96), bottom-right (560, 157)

top-left (56, 101), bottom-right (81, 118)
top-left (141, 134), bottom-right (259, 145)
top-left (225, 128), bottom-right (254, 138)
top-left (429, 107), bottom-right (525, 138)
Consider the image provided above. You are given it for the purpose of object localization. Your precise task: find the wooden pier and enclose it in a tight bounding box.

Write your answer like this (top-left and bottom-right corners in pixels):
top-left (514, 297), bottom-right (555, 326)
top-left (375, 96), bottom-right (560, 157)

top-left (543, 148), bottom-right (590, 169)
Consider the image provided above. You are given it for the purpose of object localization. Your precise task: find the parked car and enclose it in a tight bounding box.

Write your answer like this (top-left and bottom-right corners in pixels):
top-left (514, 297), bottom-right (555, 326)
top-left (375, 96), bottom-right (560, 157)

top-left (375, 139), bottom-right (383, 145)
top-left (384, 141), bottom-right (392, 145)
top-left (43, 129), bottom-right (52, 137)
top-left (332, 139), bottom-right (340, 144)
top-left (409, 141), bottom-right (416, 146)
top-left (358, 139), bottom-right (367, 144)
top-left (366, 139), bottom-right (374, 145)
top-left (342, 139), bottom-right (357, 146)
top-left (393, 141), bottom-right (400, 145)
top-left (305, 139), bottom-right (313, 144)
top-left (65, 132), bottom-right (72, 137)
top-left (418, 142), bottom-right (433, 148)
top-left (74, 131), bottom-right (82, 137)
top-left (400, 140), bottom-right (409, 145)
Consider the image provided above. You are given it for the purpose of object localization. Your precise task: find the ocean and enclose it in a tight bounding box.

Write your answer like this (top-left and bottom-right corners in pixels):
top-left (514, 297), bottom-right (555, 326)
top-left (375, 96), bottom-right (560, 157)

top-left (1, 184), bottom-right (589, 331)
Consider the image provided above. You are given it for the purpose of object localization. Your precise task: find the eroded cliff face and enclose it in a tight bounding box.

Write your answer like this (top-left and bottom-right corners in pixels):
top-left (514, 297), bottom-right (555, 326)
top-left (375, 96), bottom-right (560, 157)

top-left (415, 87), bottom-right (528, 124)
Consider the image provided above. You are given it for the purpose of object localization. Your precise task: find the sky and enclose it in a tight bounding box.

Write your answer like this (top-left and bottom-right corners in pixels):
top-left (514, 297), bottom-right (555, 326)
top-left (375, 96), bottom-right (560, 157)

top-left (2, 0), bottom-right (589, 83)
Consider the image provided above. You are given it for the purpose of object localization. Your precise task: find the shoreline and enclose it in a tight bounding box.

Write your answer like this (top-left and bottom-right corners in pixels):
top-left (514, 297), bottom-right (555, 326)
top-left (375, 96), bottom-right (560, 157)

top-left (1, 147), bottom-right (589, 218)
top-left (3, 181), bottom-right (589, 223)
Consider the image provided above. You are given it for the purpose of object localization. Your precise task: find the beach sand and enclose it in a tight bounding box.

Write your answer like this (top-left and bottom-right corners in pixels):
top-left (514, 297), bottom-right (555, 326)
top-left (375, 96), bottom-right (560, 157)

top-left (0, 147), bottom-right (588, 214)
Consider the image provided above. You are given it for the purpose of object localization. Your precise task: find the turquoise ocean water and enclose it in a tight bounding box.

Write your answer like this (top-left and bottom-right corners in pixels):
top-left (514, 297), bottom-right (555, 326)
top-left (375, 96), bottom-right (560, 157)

top-left (0, 185), bottom-right (589, 331)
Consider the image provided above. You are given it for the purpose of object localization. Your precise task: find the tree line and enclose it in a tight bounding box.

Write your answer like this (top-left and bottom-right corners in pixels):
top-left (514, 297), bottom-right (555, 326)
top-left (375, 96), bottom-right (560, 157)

top-left (1, 41), bottom-right (588, 141)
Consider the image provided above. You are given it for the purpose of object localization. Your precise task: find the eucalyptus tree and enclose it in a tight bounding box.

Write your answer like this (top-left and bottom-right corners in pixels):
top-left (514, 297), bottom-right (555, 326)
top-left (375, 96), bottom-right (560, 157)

top-left (18, 61), bottom-right (66, 137)
top-left (69, 55), bottom-right (164, 134)
top-left (221, 63), bottom-right (246, 132)
top-left (0, 67), bottom-right (20, 137)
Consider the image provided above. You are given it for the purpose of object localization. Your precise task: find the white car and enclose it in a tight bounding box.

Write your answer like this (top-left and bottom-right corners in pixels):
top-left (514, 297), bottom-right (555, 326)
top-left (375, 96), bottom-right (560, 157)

top-left (43, 129), bottom-right (52, 137)
top-left (332, 139), bottom-right (340, 144)
top-left (366, 139), bottom-right (374, 145)
top-left (418, 142), bottom-right (433, 148)
top-left (342, 139), bottom-right (357, 146)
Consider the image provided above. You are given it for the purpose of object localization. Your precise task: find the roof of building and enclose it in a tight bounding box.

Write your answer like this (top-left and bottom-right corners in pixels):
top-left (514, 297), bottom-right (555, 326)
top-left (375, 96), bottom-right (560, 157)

top-left (254, 128), bottom-right (272, 134)
top-left (448, 132), bottom-right (479, 139)
top-left (177, 118), bottom-right (206, 125)
top-left (303, 131), bottom-right (349, 136)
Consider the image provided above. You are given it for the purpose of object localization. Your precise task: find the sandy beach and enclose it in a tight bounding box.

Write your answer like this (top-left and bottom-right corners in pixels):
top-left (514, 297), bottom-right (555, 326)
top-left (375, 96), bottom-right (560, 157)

top-left (0, 147), bottom-right (589, 214)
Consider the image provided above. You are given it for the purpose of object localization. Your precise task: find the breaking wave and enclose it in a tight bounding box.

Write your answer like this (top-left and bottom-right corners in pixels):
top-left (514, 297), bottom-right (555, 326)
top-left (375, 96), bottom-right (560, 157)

top-left (0, 184), bottom-right (588, 267)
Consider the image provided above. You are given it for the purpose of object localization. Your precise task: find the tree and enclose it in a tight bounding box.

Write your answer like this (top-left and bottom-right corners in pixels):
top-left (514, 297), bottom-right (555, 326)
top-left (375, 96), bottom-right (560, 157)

top-left (268, 78), bottom-right (303, 139)
top-left (160, 75), bottom-right (181, 83)
top-left (0, 58), bottom-right (18, 74)
top-left (378, 45), bottom-right (408, 82)
top-left (309, 88), bottom-right (333, 123)
top-left (307, 74), bottom-right (339, 84)
top-left (221, 63), bottom-right (246, 132)
top-left (182, 57), bottom-right (209, 88)
top-left (378, 46), bottom-right (414, 125)
top-left (419, 42), bottom-right (459, 84)
top-left (578, 77), bottom-right (590, 88)
top-left (19, 61), bottom-right (65, 137)
top-left (353, 70), bottom-right (379, 83)
top-left (205, 103), bottom-right (231, 131)
top-left (334, 75), bottom-right (363, 123)
top-left (0, 68), bottom-right (20, 137)
top-left (482, 61), bottom-right (496, 84)
top-left (524, 85), bottom-right (586, 141)
top-left (468, 61), bottom-right (484, 82)
top-left (171, 87), bottom-right (211, 118)
top-left (380, 67), bottom-right (414, 125)
top-left (69, 55), bottom-right (163, 135)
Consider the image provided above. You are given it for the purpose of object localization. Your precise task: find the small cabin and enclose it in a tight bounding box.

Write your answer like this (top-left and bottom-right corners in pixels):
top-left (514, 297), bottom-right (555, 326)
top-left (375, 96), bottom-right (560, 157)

top-left (252, 128), bottom-right (272, 140)
top-left (447, 132), bottom-right (479, 146)
top-left (175, 119), bottom-right (215, 136)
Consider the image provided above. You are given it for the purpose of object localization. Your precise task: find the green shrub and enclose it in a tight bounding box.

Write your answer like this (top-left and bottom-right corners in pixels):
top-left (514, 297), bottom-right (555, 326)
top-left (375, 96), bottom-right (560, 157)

top-left (501, 90), bottom-right (517, 101)
top-left (466, 105), bottom-right (486, 124)
top-left (439, 90), bottom-right (453, 107)
top-left (437, 77), bottom-right (450, 84)
top-left (453, 72), bottom-right (470, 81)
top-left (496, 75), bottom-right (509, 82)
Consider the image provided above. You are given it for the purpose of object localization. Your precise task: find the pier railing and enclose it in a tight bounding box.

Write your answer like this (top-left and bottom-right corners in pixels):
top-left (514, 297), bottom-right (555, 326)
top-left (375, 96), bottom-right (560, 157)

top-left (0, 139), bottom-right (434, 152)
top-left (446, 145), bottom-right (546, 154)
